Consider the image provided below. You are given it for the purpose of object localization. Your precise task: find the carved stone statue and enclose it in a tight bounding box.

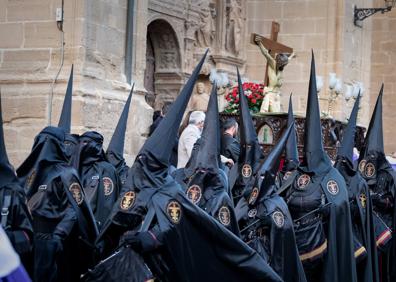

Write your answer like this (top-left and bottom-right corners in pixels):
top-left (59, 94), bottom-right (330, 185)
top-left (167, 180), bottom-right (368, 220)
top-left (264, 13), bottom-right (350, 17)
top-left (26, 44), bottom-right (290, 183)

top-left (195, 1), bottom-right (216, 47)
top-left (225, 0), bottom-right (243, 55)
top-left (217, 85), bottom-right (229, 112)
top-left (190, 82), bottom-right (210, 112)
top-left (255, 35), bottom-right (295, 113)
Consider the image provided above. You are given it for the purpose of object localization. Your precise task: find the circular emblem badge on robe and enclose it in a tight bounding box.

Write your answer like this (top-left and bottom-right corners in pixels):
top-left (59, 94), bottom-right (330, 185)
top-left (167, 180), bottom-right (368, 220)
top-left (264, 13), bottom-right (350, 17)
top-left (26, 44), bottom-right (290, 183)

top-left (283, 171), bottom-right (292, 181)
top-left (248, 187), bottom-right (259, 205)
top-left (186, 185), bottom-right (202, 204)
top-left (103, 177), bottom-right (114, 196)
top-left (365, 162), bottom-right (376, 178)
top-left (241, 164), bottom-right (252, 178)
top-left (358, 160), bottom-right (367, 174)
top-left (167, 201), bottom-right (182, 224)
top-left (27, 169), bottom-right (36, 189)
top-left (326, 180), bottom-right (339, 195)
top-left (218, 206), bottom-right (231, 226)
top-left (272, 211), bottom-right (285, 228)
top-left (120, 191), bottom-right (136, 210)
top-left (359, 193), bottom-right (367, 209)
top-left (69, 183), bottom-right (84, 206)
top-left (297, 174), bottom-right (311, 189)
top-left (248, 208), bottom-right (257, 218)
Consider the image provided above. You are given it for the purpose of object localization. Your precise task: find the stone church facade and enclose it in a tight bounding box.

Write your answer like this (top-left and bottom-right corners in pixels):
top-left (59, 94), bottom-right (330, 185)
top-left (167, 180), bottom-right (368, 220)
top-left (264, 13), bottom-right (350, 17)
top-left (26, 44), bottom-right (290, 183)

top-left (0, 0), bottom-right (395, 166)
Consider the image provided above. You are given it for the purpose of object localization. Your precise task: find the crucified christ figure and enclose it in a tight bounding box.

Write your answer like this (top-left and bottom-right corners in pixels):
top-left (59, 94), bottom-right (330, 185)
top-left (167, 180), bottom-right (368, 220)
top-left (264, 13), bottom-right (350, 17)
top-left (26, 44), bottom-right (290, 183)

top-left (254, 35), bottom-right (295, 113)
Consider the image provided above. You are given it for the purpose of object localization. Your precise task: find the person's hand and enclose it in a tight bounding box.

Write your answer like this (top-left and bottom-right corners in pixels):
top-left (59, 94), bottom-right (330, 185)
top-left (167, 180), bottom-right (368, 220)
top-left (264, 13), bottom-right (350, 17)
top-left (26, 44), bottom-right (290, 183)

top-left (254, 35), bottom-right (262, 44)
top-left (52, 235), bottom-right (63, 253)
top-left (121, 231), bottom-right (142, 252)
top-left (220, 155), bottom-right (234, 167)
top-left (227, 159), bottom-right (234, 167)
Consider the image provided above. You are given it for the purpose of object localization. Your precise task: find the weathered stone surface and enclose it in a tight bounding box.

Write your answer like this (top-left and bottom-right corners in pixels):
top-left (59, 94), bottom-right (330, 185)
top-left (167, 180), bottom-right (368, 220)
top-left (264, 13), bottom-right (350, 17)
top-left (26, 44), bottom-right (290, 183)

top-left (24, 22), bottom-right (60, 48)
top-left (7, 0), bottom-right (52, 21)
top-left (0, 23), bottom-right (23, 48)
top-left (2, 49), bottom-right (50, 70)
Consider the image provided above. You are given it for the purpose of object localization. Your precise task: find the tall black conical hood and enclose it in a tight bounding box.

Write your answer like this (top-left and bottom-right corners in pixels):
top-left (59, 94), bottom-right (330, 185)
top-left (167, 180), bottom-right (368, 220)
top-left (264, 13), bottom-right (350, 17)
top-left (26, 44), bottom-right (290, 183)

top-left (261, 122), bottom-right (294, 177)
top-left (302, 51), bottom-right (331, 173)
top-left (106, 84), bottom-right (134, 157)
top-left (255, 122), bottom-right (294, 201)
top-left (0, 92), bottom-right (18, 185)
top-left (360, 84), bottom-right (384, 158)
top-left (237, 68), bottom-right (264, 171)
top-left (284, 94), bottom-right (299, 170)
top-left (337, 93), bottom-right (361, 164)
top-left (58, 65), bottom-right (73, 133)
top-left (139, 50), bottom-right (208, 166)
top-left (186, 82), bottom-right (220, 172)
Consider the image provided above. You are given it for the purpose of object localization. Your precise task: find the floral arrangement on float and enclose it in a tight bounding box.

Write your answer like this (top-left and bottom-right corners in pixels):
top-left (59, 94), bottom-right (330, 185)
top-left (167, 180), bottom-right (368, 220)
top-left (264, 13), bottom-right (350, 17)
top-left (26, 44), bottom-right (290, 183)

top-left (224, 82), bottom-right (265, 114)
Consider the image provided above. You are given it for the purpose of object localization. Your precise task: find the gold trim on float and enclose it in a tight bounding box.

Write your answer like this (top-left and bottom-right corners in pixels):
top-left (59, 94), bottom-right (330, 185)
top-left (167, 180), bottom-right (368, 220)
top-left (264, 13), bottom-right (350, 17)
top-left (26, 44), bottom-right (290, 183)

top-left (299, 240), bottom-right (328, 261)
top-left (354, 246), bottom-right (366, 258)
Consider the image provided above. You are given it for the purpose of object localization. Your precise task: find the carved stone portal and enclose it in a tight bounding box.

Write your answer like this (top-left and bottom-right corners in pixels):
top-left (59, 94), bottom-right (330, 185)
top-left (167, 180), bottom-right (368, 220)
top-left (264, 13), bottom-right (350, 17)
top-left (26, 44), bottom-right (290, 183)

top-left (145, 19), bottom-right (183, 110)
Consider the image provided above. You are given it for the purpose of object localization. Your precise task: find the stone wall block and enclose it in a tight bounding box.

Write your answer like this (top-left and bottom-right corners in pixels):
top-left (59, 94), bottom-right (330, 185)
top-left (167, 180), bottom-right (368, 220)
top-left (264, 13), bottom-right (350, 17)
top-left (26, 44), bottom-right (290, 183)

top-left (0, 0), bottom-right (7, 22)
top-left (2, 49), bottom-right (50, 71)
top-left (3, 95), bottom-right (48, 121)
top-left (24, 22), bottom-right (60, 48)
top-left (0, 23), bottom-right (23, 48)
top-left (7, 1), bottom-right (52, 21)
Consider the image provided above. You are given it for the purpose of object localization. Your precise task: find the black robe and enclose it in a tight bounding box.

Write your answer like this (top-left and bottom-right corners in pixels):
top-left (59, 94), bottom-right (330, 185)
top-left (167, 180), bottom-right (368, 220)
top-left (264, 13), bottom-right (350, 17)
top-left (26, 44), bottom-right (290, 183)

top-left (335, 159), bottom-right (379, 282)
top-left (281, 167), bottom-right (357, 282)
top-left (0, 182), bottom-right (33, 269)
top-left (17, 127), bottom-right (98, 282)
top-left (98, 156), bottom-right (282, 282)
top-left (359, 156), bottom-right (396, 282)
top-left (173, 168), bottom-right (239, 235)
top-left (236, 182), bottom-right (306, 282)
top-left (106, 151), bottom-right (130, 186)
top-left (77, 132), bottom-right (121, 231)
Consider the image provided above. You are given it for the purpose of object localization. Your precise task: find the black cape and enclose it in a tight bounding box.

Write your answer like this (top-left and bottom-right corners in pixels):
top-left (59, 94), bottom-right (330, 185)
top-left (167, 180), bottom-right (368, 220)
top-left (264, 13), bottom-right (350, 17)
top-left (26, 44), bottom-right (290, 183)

top-left (76, 131), bottom-right (121, 230)
top-left (173, 149), bottom-right (239, 235)
top-left (335, 159), bottom-right (379, 282)
top-left (119, 154), bottom-right (282, 282)
top-left (0, 93), bottom-right (33, 262)
top-left (236, 124), bottom-right (306, 282)
top-left (17, 126), bottom-right (98, 281)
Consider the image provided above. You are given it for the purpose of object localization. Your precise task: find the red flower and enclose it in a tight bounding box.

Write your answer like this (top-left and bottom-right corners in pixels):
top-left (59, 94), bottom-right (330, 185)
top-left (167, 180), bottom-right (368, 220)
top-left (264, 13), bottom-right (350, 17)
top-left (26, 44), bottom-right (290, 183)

top-left (251, 99), bottom-right (257, 104)
top-left (232, 92), bottom-right (237, 98)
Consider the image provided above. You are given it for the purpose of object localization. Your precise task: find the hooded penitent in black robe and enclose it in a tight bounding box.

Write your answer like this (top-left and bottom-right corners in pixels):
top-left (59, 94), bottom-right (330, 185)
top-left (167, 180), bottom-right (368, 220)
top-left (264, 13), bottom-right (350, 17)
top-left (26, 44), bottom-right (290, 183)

top-left (0, 94), bottom-right (33, 270)
top-left (234, 73), bottom-right (306, 282)
top-left (173, 82), bottom-right (239, 235)
top-left (57, 65), bottom-right (81, 167)
top-left (357, 85), bottom-right (395, 282)
top-left (230, 69), bottom-right (265, 205)
top-left (280, 52), bottom-right (357, 282)
top-left (17, 126), bottom-right (97, 282)
top-left (76, 131), bottom-right (121, 231)
top-left (277, 94), bottom-right (299, 188)
top-left (96, 51), bottom-right (282, 282)
top-left (334, 94), bottom-right (379, 282)
top-left (106, 85), bottom-right (134, 185)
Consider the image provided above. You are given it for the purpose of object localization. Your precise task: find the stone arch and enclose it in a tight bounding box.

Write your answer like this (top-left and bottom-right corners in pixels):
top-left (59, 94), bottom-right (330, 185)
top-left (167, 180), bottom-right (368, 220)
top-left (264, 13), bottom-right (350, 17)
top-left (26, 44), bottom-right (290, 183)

top-left (145, 19), bottom-right (184, 110)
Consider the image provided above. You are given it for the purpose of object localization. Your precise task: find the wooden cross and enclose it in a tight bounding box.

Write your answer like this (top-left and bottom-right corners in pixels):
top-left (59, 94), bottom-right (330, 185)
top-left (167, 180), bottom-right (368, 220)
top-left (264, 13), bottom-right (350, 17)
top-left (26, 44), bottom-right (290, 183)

top-left (251, 22), bottom-right (293, 85)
